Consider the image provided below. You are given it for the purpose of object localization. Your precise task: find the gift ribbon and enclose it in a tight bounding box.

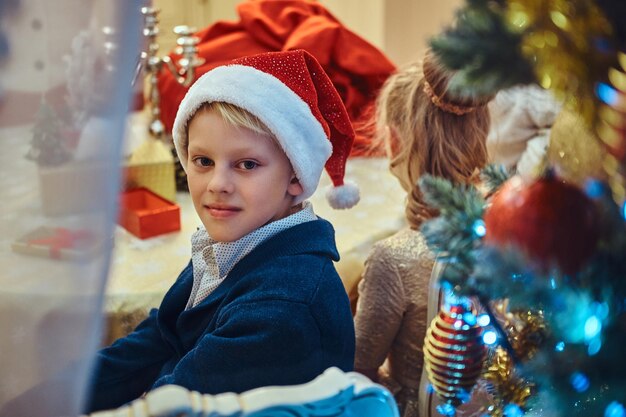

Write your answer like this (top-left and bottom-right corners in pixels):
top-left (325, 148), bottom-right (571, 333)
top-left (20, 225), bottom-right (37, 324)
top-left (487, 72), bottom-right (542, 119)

top-left (28, 227), bottom-right (94, 259)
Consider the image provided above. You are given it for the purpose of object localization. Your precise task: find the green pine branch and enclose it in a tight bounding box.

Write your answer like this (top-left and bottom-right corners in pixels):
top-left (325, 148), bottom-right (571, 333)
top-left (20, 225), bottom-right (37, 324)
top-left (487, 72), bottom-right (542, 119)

top-left (419, 175), bottom-right (486, 289)
top-left (481, 164), bottom-right (515, 196)
top-left (429, 0), bottom-right (536, 97)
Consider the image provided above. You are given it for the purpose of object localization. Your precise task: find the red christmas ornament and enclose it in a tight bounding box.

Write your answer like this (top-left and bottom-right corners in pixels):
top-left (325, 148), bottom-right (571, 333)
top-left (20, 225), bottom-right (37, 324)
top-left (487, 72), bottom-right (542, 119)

top-left (423, 303), bottom-right (487, 406)
top-left (484, 174), bottom-right (598, 275)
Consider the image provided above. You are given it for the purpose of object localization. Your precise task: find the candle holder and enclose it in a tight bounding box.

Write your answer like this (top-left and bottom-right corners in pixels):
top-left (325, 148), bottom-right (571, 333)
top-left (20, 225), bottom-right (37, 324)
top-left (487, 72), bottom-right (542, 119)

top-left (135, 6), bottom-right (205, 138)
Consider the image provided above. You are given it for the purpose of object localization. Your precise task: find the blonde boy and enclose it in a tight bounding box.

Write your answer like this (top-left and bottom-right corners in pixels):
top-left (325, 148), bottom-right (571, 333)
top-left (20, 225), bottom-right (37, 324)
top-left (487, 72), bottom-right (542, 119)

top-left (87, 50), bottom-right (359, 412)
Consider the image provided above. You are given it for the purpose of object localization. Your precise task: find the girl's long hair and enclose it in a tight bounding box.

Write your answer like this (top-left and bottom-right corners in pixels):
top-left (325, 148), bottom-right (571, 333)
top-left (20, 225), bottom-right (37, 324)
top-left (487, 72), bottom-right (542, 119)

top-left (375, 49), bottom-right (491, 229)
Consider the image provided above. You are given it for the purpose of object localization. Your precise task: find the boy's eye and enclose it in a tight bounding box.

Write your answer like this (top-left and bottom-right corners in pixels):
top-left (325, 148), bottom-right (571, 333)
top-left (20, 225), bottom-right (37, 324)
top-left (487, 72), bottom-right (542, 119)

top-left (238, 160), bottom-right (258, 170)
top-left (193, 157), bottom-right (213, 167)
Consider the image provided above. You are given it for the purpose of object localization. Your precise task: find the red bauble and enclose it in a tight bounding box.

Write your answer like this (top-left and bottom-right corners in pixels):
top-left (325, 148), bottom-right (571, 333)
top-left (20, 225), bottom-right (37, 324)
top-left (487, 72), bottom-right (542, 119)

top-left (483, 175), bottom-right (598, 275)
top-left (423, 303), bottom-right (486, 406)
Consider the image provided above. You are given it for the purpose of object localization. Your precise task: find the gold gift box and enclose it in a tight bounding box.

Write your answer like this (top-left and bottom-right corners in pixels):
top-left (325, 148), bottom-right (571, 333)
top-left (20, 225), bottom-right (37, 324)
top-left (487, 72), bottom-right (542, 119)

top-left (123, 138), bottom-right (176, 201)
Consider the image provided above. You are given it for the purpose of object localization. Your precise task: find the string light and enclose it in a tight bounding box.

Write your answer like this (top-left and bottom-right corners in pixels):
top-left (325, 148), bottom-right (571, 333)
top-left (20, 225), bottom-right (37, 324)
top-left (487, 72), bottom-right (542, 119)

top-left (596, 82), bottom-right (619, 106)
top-left (437, 403), bottom-right (457, 416)
top-left (477, 313), bottom-right (491, 327)
top-left (605, 402), bottom-right (626, 417)
top-left (463, 312), bottom-right (477, 326)
top-left (483, 330), bottom-right (498, 345)
top-left (594, 302), bottom-right (610, 320)
top-left (569, 372), bottom-right (590, 392)
top-left (584, 179), bottom-right (607, 199)
top-left (584, 315), bottom-right (602, 340)
top-left (587, 338), bottom-right (602, 356)
top-left (472, 219), bottom-right (486, 237)
top-left (504, 403), bottom-right (524, 417)
top-left (555, 341), bottom-right (565, 352)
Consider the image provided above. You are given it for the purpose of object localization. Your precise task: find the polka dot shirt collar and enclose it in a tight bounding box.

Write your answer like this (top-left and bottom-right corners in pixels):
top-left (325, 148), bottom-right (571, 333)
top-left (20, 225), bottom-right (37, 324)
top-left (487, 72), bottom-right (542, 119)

top-left (187, 201), bottom-right (317, 308)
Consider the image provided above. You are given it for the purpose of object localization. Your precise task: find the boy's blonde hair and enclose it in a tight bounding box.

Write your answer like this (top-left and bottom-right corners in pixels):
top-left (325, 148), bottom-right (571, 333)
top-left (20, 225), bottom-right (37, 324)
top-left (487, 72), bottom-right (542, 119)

top-left (184, 101), bottom-right (276, 150)
top-left (375, 49), bottom-right (491, 229)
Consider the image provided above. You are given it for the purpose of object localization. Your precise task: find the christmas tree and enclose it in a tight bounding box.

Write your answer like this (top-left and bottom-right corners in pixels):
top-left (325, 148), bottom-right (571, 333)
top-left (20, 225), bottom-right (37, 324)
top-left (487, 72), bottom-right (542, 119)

top-left (419, 1), bottom-right (626, 416)
top-left (26, 101), bottom-right (73, 167)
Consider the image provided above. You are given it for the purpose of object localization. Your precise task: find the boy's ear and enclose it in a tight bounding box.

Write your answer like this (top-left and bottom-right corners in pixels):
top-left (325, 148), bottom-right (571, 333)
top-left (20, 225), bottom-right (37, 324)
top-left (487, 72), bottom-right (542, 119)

top-left (287, 176), bottom-right (304, 197)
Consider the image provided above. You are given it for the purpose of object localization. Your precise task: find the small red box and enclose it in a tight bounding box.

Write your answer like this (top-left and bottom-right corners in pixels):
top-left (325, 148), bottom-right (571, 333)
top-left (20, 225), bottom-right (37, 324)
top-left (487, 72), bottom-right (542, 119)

top-left (12, 226), bottom-right (100, 261)
top-left (119, 188), bottom-right (181, 239)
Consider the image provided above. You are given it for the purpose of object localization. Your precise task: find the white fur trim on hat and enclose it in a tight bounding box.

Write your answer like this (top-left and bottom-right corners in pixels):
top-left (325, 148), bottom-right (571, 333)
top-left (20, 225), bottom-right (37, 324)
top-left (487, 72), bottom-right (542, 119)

top-left (172, 64), bottom-right (332, 205)
top-left (325, 180), bottom-right (360, 209)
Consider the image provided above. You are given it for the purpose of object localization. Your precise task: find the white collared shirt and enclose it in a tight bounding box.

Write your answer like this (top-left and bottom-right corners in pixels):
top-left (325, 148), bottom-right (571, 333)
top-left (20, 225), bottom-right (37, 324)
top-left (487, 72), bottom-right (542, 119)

top-left (186, 201), bottom-right (317, 309)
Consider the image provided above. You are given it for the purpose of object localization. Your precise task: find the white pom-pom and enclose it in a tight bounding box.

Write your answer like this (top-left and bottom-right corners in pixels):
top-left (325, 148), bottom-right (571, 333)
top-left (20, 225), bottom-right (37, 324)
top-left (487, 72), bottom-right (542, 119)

top-left (325, 181), bottom-right (360, 209)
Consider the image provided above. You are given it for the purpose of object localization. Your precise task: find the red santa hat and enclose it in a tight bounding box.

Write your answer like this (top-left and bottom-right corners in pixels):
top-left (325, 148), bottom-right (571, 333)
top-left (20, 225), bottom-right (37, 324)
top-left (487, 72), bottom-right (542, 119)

top-left (172, 49), bottom-right (359, 209)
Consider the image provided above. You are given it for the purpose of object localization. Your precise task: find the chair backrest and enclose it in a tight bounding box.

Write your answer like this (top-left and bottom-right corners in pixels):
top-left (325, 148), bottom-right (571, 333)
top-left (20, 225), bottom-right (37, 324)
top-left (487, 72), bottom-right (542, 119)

top-left (87, 367), bottom-right (400, 417)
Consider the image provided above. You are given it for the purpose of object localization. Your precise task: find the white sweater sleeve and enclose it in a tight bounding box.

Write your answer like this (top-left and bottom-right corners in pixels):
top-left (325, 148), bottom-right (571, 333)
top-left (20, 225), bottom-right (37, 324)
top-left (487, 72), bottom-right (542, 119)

top-left (487, 84), bottom-right (562, 170)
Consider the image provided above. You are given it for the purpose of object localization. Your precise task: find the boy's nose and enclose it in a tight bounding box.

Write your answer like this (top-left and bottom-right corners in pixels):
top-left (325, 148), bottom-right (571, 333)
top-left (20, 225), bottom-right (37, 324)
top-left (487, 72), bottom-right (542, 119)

top-left (207, 166), bottom-right (234, 194)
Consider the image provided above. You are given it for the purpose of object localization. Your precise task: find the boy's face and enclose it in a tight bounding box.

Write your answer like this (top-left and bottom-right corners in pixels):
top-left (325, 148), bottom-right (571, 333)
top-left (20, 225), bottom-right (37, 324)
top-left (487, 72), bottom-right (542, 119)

top-left (186, 109), bottom-right (303, 242)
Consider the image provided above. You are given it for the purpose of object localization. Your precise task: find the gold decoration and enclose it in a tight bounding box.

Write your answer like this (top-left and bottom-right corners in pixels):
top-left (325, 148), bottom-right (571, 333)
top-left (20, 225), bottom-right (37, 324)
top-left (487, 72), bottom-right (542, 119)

top-left (506, 0), bottom-right (615, 125)
top-left (505, 309), bottom-right (547, 361)
top-left (124, 138), bottom-right (176, 201)
top-left (605, 156), bottom-right (626, 202)
top-left (482, 347), bottom-right (535, 417)
top-left (597, 51), bottom-right (626, 201)
top-left (423, 303), bottom-right (487, 407)
top-left (548, 107), bottom-right (608, 186)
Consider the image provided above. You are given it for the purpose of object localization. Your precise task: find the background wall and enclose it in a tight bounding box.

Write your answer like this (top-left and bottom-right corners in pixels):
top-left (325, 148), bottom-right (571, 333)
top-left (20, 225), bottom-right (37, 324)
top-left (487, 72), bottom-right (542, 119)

top-left (152, 0), bottom-right (463, 66)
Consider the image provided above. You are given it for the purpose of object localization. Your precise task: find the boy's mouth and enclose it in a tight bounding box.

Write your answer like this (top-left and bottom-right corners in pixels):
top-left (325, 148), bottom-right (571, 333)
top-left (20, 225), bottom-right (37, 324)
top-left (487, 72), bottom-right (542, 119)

top-left (205, 204), bottom-right (241, 218)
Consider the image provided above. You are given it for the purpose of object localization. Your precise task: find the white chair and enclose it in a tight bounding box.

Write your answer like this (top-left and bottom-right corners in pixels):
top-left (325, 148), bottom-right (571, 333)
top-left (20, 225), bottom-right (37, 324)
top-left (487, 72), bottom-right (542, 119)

top-left (87, 367), bottom-right (399, 417)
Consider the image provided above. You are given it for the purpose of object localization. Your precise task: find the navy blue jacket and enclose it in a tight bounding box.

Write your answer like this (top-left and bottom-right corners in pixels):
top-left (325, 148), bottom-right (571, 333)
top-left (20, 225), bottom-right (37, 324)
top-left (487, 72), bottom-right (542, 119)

top-left (87, 219), bottom-right (355, 412)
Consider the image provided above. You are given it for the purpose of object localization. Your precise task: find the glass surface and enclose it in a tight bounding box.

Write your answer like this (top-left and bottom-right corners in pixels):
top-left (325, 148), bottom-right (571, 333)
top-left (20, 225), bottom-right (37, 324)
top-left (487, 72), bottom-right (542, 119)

top-left (0, 0), bottom-right (141, 415)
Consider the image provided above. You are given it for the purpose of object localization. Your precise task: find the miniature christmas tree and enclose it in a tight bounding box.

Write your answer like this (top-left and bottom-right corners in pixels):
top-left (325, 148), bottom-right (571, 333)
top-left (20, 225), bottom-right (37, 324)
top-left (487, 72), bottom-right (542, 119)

top-left (26, 101), bottom-right (72, 167)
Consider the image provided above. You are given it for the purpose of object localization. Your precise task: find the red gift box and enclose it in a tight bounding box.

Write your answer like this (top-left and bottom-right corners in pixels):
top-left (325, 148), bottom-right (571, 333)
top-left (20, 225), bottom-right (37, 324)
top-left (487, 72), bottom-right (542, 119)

top-left (118, 188), bottom-right (181, 239)
top-left (12, 226), bottom-right (100, 260)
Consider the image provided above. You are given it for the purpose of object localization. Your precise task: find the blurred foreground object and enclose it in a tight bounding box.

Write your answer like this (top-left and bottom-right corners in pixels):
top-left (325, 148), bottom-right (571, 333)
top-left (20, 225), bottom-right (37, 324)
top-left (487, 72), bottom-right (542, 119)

top-left (87, 367), bottom-right (400, 417)
top-left (0, 0), bottom-right (141, 415)
top-left (548, 107), bottom-right (609, 185)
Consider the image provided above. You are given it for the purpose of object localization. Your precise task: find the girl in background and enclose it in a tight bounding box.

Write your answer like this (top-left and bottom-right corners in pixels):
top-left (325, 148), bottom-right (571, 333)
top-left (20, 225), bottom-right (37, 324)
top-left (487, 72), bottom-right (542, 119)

top-left (353, 48), bottom-right (492, 417)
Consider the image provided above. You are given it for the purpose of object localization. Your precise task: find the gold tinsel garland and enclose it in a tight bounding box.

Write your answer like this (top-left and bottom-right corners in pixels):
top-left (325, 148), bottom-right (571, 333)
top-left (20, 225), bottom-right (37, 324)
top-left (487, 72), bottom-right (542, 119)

top-left (506, 0), bottom-right (615, 126)
top-left (483, 347), bottom-right (535, 417)
top-left (505, 0), bottom-right (626, 200)
top-left (492, 303), bottom-right (548, 362)
top-left (479, 306), bottom-right (546, 416)
top-left (597, 51), bottom-right (626, 200)
top-left (548, 107), bottom-right (608, 186)
top-left (506, 309), bottom-right (548, 361)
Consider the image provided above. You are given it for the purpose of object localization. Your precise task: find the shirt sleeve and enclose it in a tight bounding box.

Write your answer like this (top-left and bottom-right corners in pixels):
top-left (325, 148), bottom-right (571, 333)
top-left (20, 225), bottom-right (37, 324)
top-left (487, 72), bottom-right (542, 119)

top-left (353, 243), bottom-right (406, 370)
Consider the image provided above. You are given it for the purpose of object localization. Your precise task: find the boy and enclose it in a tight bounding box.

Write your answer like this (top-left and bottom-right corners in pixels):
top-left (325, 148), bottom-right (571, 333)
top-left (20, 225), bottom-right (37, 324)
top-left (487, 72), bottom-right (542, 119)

top-left (87, 50), bottom-right (360, 412)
